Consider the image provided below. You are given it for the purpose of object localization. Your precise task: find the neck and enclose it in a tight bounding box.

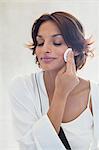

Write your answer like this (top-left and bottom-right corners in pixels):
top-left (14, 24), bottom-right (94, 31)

top-left (43, 70), bottom-right (58, 102)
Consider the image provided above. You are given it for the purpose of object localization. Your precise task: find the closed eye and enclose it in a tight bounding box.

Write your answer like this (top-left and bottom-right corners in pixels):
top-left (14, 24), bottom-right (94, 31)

top-left (37, 43), bottom-right (44, 46)
top-left (53, 42), bottom-right (62, 46)
top-left (37, 42), bottom-right (62, 47)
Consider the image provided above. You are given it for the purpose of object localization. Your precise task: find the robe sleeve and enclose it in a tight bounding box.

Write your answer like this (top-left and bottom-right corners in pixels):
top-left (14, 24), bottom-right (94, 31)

top-left (8, 76), bottom-right (65, 150)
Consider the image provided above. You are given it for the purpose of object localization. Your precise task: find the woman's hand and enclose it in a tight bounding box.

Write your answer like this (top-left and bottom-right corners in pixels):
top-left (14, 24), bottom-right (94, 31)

top-left (55, 50), bottom-right (79, 98)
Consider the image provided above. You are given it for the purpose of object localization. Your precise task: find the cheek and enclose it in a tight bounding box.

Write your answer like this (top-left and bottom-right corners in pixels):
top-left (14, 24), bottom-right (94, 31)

top-left (56, 50), bottom-right (65, 60)
top-left (35, 48), bottom-right (41, 56)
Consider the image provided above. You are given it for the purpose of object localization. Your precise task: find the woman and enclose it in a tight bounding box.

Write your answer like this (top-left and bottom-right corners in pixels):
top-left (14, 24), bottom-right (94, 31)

top-left (9, 11), bottom-right (99, 150)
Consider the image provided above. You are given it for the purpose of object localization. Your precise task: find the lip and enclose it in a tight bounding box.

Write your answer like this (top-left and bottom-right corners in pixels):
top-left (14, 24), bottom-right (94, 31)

top-left (41, 56), bottom-right (56, 63)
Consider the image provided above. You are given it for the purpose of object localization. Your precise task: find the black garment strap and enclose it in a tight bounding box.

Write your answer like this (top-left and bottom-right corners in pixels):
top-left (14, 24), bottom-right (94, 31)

top-left (58, 127), bottom-right (71, 150)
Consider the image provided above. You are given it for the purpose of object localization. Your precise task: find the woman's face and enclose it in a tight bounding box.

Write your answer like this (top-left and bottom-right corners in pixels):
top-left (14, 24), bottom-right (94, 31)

top-left (35, 20), bottom-right (68, 71)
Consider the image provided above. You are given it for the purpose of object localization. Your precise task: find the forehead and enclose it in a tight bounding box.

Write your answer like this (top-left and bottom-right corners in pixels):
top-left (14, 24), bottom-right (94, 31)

top-left (37, 20), bottom-right (61, 37)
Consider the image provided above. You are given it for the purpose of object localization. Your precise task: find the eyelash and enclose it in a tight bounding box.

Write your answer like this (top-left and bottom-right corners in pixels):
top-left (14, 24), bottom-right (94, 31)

top-left (37, 42), bottom-right (62, 47)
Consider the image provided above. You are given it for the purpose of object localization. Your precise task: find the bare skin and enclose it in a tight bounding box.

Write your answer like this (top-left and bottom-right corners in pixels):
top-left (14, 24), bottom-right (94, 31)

top-left (44, 72), bottom-right (91, 123)
top-left (43, 53), bottom-right (92, 133)
top-left (35, 20), bottom-right (92, 134)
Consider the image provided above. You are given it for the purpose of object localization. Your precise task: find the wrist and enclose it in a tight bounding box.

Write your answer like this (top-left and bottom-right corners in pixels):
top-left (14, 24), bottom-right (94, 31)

top-left (54, 89), bottom-right (68, 101)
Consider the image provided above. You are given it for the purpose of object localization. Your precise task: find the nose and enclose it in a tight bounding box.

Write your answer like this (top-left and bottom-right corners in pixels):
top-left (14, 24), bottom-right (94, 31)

top-left (43, 42), bottom-right (52, 53)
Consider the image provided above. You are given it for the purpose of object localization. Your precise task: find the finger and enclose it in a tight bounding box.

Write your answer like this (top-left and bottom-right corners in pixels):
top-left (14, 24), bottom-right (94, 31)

top-left (66, 50), bottom-right (76, 73)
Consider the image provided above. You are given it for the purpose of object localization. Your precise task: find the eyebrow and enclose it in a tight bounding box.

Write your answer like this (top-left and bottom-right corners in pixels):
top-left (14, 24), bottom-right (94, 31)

top-left (36, 34), bottom-right (62, 38)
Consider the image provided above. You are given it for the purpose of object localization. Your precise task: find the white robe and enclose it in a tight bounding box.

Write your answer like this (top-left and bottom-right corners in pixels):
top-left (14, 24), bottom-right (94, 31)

top-left (9, 71), bottom-right (99, 150)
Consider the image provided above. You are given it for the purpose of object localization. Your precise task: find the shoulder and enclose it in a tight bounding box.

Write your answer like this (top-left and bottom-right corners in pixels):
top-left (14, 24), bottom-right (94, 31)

top-left (77, 78), bottom-right (99, 95)
top-left (71, 77), bottom-right (90, 95)
top-left (8, 71), bottom-right (44, 116)
top-left (9, 73), bottom-right (33, 92)
top-left (8, 73), bottom-right (36, 111)
top-left (8, 73), bottom-right (36, 102)
top-left (9, 71), bottom-right (43, 96)
top-left (90, 80), bottom-right (99, 98)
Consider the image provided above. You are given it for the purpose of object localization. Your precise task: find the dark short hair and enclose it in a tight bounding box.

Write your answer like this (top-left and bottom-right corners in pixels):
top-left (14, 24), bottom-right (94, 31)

top-left (28, 11), bottom-right (93, 70)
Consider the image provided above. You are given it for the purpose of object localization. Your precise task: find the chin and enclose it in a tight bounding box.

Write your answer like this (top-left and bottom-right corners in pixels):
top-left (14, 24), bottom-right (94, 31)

top-left (40, 61), bottom-right (65, 71)
top-left (41, 65), bottom-right (64, 72)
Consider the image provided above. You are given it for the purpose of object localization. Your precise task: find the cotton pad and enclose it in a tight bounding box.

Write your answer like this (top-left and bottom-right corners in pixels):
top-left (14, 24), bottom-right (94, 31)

top-left (64, 48), bottom-right (72, 62)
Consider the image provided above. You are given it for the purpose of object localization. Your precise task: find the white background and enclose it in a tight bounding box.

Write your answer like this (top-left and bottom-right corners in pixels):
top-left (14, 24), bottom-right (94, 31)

top-left (0, 0), bottom-right (99, 150)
